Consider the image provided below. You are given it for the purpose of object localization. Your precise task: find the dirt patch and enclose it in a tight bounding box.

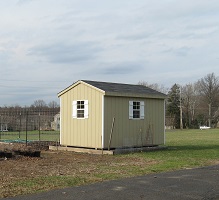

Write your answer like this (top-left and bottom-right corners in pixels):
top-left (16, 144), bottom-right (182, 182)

top-left (0, 142), bottom-right (42, 159)
top-left (0, 142), bottom-right (157, 198)
top-left (0, 141), bottom-right (57, 151)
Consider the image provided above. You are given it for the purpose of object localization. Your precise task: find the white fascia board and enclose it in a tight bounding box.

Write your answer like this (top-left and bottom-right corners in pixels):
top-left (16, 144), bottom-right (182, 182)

top-left (81, 81), bottom-right (105, 94)
top-left (102, 95), bottom-right (104, 149)
top-left (59, 98), bottom-right (62, 145)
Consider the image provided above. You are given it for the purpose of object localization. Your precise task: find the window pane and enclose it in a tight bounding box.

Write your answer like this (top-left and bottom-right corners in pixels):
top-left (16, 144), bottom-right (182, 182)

top-left (77, 110), bottom-right (84, 118)
top-left (133, 101), bottom-right (140, 110)
top-left (133, 110), bottom-right (140, 118)
top-left (77, 101), bottom-right (85, 109)
top-left (132, 101), bottom-right (140, 118)
top-left (77, 101), bottom-right (81, 109)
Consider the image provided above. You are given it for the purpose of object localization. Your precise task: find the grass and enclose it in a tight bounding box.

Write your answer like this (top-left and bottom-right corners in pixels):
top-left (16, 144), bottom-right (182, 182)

top-left (94, 129), bottom-right (219, 177)
top-left (0, 130), bottom-right (60, 142)
top-left (1, 129), bottom-right (219, 198)
top-left (10, 176), bottom-right (87, 195)
top-left (137, 129), bottom-right (219, 172)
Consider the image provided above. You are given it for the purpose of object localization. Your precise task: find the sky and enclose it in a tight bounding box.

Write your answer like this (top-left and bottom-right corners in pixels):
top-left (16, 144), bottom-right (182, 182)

top-left (1, 0), bottom-right (219, 106)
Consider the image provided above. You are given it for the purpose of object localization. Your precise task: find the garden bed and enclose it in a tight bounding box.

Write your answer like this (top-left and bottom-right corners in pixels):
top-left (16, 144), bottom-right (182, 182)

top-left (0, 142), bottom-right (46, 159)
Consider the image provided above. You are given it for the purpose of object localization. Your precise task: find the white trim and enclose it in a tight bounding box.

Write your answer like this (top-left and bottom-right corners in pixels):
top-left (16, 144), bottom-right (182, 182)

top-left (140, 101), bottom-right (145, 119)
top-left (129, 100), bottom-right (145, 120)
top-left (81, 81), bottom-right (106, 94)
top-left (84, 100), bottom-right (89, 118)
top-left (59, 98), bottom-right (62, 145)
top-left (57, 80), bottom-right (105, 97)
top-left (129, 101), bottom-right (133, 119)
top-left (102, 95), bottom-right (104, 149)
top-left (73, 100), bottom-right (89, 119)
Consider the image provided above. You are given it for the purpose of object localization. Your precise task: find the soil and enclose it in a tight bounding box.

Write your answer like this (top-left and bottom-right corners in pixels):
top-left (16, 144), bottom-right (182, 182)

top-left (0, 142), bottom-right (156, 198)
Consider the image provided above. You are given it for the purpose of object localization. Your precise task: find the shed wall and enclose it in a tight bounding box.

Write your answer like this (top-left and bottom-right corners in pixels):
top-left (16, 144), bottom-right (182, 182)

top-left (60, 83), bottom-right (103, 148)
top-left (103, 96), bottom-right (165, 149)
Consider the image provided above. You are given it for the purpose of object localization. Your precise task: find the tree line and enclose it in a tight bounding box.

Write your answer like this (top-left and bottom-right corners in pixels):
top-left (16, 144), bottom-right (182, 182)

top-left (140, 72), bottom-right (219, 129)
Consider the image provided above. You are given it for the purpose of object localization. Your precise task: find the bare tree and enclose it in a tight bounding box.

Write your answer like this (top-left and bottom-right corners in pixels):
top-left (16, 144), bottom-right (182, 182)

top-left (138, 81), bottom-right (168, 94)
top-left (32, 100), bottom-right (47, 109)
top-left (48, 101), bottom-right (60, 118)
top-left (32, 99), bottom-right (46, 108)
top-left (182, 83), bottom-right (200, 128)
top-left (48, 101), bottom-right (59, 108)
top-left (197, 73), bottom-right (219, 127)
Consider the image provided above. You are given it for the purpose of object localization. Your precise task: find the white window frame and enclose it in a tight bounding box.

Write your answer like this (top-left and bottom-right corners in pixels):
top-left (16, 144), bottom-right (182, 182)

top-left (129, 101), bottom-right (144, 120)
top-left (72, 100), bottom-right (88, 119)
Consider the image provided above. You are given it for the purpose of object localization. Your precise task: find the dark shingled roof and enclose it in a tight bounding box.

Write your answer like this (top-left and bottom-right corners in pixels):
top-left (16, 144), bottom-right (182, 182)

top-left (82, 80), bottom-right (166, 97)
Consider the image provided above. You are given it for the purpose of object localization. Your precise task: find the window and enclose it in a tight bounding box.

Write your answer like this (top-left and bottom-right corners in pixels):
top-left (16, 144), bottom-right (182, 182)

top-left (133, 101), bottom-right (140, 118)
top-left (77, 101), bottom-right (85, 118)
top-left (72, 100), bottom-right (88, 119)
top-left (129, 101), bottom-right (144, 119)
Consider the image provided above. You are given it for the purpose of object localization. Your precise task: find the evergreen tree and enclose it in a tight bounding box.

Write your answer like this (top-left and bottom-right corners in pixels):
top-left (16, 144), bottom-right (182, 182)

top-left (167, 84), bottom-right (181, 128)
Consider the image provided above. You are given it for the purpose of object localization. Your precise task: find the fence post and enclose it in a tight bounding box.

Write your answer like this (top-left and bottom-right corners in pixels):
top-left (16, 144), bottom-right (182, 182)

top-left (0, 114), bottom-right (2, 140)
top-left (19, 112), bottom-right (21, 139)
top-left (39, 112), bottom-right (41, 148)
top-left (26, 110), bottom-right (28, 146)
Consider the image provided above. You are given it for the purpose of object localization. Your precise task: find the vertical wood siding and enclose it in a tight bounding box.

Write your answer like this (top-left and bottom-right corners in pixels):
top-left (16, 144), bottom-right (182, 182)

top-left (60, 83), bottom-right (103, 149)
top-left (103, 96), bottom-right (165, 149)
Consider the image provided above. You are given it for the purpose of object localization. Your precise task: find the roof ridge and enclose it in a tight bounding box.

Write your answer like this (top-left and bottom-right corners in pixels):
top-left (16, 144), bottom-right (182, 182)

top-left (82, 80), bottom-right (166, 96)
top-left (82, 80), bottom-right (151, 88)
top-left (58, 80), bottom-right (166, 98)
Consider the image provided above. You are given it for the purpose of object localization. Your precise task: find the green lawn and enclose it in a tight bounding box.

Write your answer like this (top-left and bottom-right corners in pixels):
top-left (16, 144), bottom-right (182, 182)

top-left (128, 128), bottom-right (219, 173)
top-left (87, 129), bottom-right (219, 182)
top-left (0, 130), bottom-right (60, 142)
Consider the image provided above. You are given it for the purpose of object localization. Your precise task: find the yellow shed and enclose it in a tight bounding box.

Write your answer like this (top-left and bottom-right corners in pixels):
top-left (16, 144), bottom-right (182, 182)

top-left (58, 80), bottom-right (166, 150)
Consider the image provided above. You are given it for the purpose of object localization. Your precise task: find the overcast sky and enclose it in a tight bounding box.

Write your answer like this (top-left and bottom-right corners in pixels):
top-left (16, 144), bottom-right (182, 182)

top-left (1, 0), bottom-right (219, 106)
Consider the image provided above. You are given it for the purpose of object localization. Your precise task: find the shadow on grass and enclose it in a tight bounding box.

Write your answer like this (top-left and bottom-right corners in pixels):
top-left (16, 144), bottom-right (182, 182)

top-left (167, 145), bottom-right (219, 151)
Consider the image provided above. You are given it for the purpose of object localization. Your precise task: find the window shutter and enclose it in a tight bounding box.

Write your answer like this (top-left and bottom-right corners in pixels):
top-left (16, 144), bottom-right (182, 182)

top-left (129, 101), bottom-right (133, 119)
top-left (140, 101), bottom-right (145, 119)
top-left (84, 100), bottom-right (89, 118)
top-left (72, 101), bottom-right (77, 118)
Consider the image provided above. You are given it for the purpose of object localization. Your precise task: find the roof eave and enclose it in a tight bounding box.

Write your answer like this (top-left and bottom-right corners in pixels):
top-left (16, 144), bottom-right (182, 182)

top-left (57, 81), bottom-right (80, 97)
top-left (104, 92), bottom-right (167, 99)
top-left (57, 80), bottom-right (105, 97)
top-left (82, 81), bottom-right (105, 94)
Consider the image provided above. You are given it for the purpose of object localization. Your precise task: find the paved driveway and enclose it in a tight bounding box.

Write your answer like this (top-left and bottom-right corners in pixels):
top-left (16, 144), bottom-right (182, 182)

top-left (3, 165), bottom-right (219, 200)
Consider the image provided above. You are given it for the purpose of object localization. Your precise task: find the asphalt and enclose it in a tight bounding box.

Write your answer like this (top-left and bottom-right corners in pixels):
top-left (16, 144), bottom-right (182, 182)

top-left (3, 165), bottom-right (219, 200)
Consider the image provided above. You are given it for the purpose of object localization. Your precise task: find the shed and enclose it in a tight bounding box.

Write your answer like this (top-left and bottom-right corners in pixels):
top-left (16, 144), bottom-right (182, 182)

top-left (58, 80), bottom-right (166, 150)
